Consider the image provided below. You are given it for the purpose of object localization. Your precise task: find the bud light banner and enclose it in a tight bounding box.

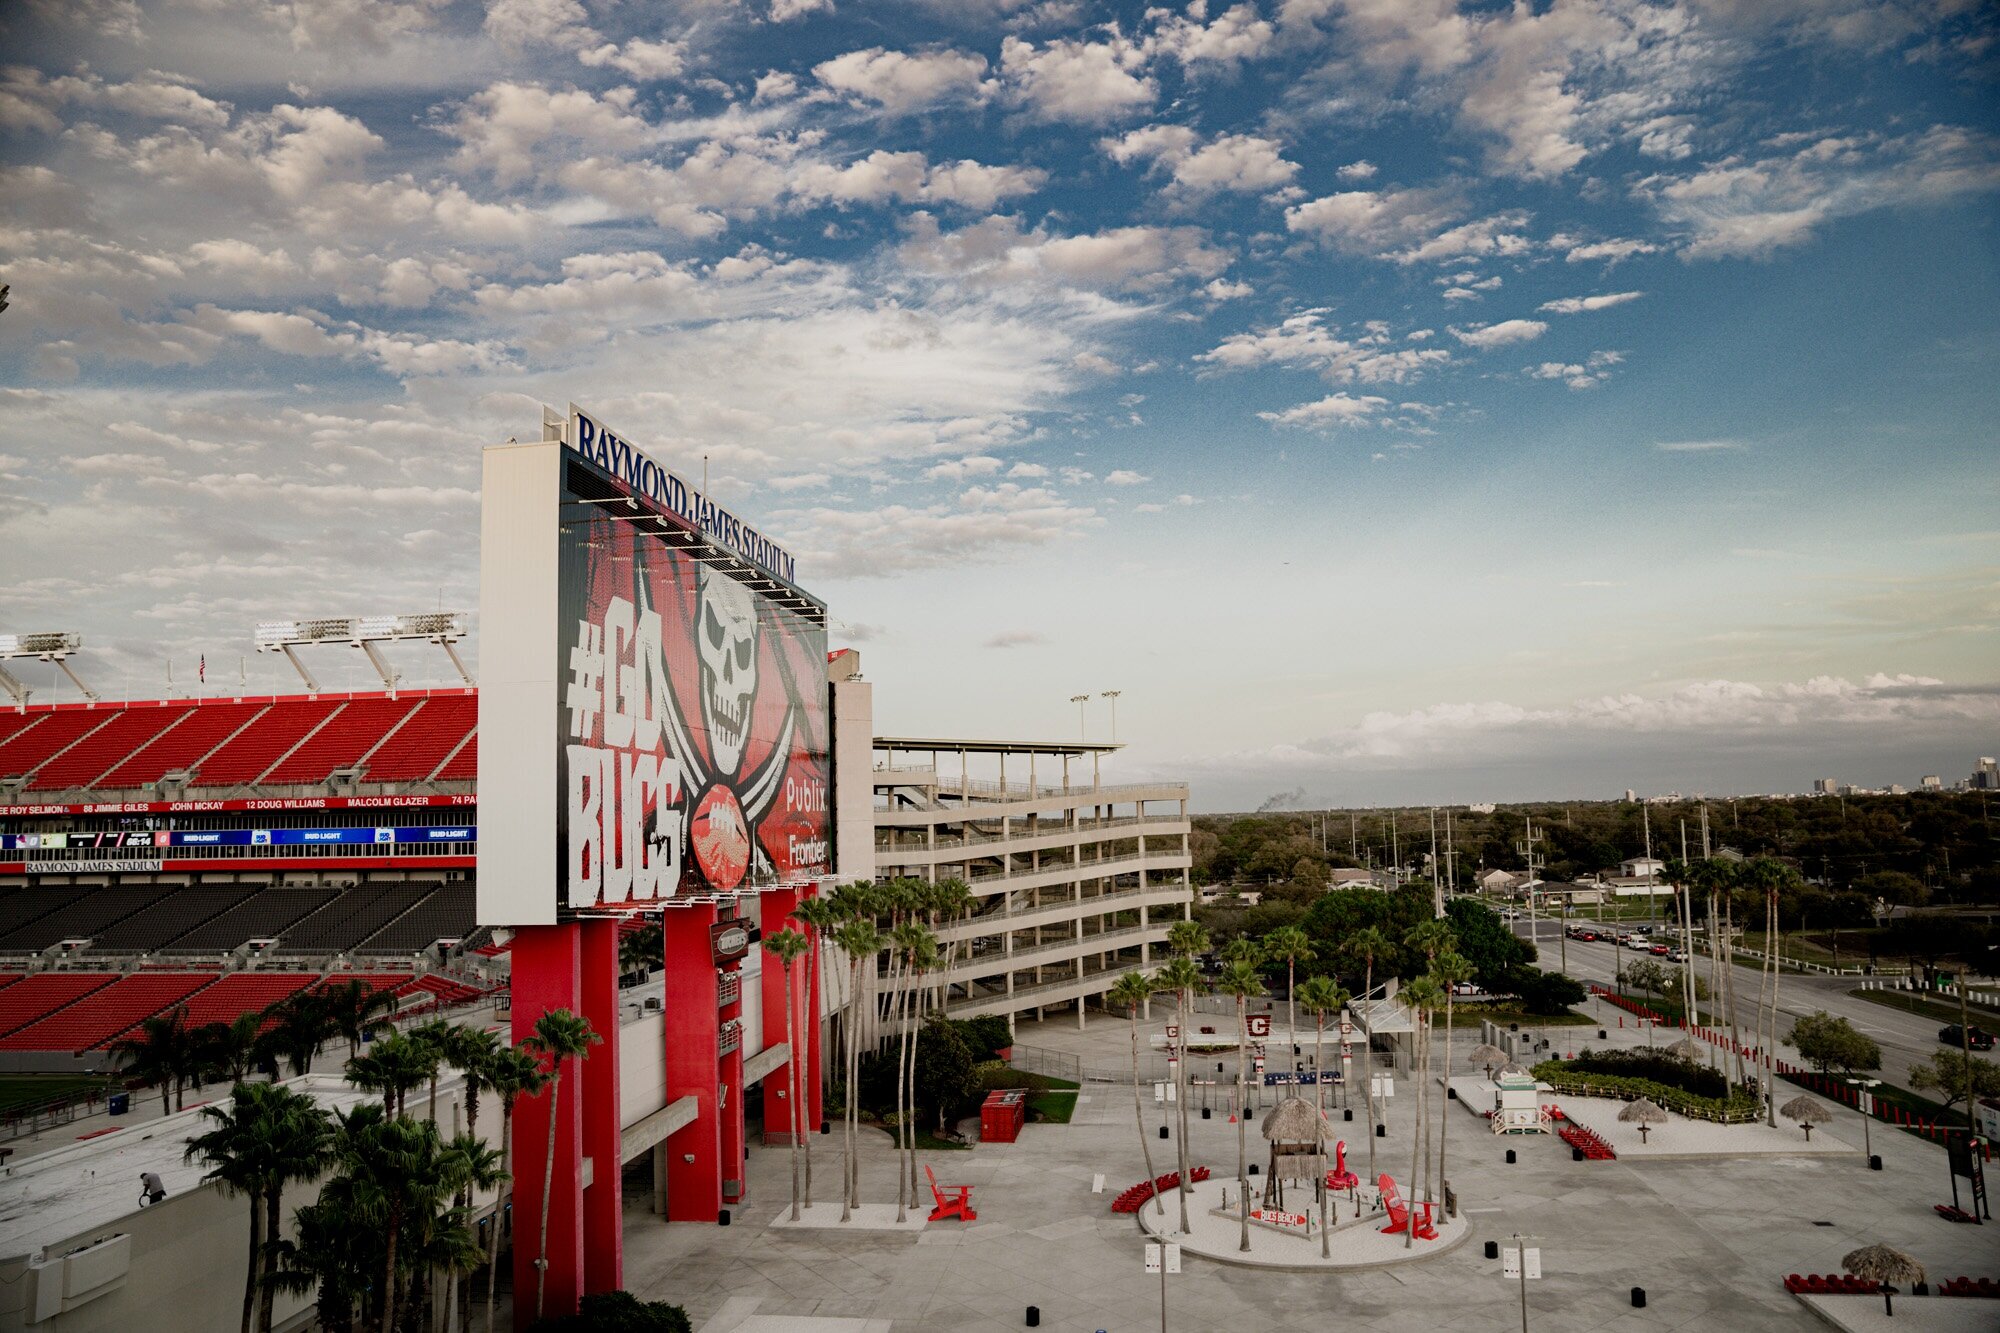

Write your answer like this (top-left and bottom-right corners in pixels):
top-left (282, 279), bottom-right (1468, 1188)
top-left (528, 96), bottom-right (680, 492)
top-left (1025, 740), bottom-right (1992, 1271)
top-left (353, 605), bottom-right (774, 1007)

top-left (556, 503), bottom-right (829, 910)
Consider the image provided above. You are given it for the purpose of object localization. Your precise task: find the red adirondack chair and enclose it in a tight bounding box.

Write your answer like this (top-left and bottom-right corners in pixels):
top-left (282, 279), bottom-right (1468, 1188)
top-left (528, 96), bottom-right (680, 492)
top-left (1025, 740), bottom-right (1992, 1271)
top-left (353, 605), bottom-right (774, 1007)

top-left (924, 1165), bottom-right (977, 1223)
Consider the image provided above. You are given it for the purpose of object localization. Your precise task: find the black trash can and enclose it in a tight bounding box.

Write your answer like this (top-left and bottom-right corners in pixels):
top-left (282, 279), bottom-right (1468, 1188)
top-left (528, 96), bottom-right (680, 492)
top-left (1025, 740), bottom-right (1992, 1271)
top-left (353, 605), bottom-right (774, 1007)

top-left (1026, 1307), bottom-right (1041, 1328)
top-left (1376, 1124), bottom-right (1386, 1137)
top-left (1505, 1149), bottom-right (1516, 1164)
top-left (1631, 1287), bottom-right (1646, 1308)
top-left (1159, 1125), bottom-right (1169, 1139)
top-left (108, 1092), bottom-right (130, 1116)
top-left (1485, 1241), bottom-right (1500, 1259)
top-left (1572, 1147), bottom-right (1584, 1162)
top-left (1869, 1154), bottom-right (1882, 1171)
top-left (1202, 1107), bottom-right (1211, 1120)
top-left (1343, 1108), bottom-right (1353, 1122)
top-left (1447, 1087), bottom-right (1457, 1100)
top-left (718, 1209), bottom-right (731, 1226)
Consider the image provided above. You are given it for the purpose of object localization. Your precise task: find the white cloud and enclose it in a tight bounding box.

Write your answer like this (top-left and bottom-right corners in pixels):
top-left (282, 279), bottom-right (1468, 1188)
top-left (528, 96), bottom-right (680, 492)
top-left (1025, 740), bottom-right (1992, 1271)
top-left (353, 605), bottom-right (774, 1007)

top-left (1560, 236), bottom-right (1661, 263)
top-left (1639, 124), bottom-right (2000, 259)
top-left (578, 35), bottom-right (689, 81)
top-left (1336, 160), bottom-right (1378, 180)
top-left (1526, 350), bottom-right (1622, 389)
top-left (900, 213), bottom-right (1231, 292)
top-left (924, 455), bottom-right (1006, 482)
top-left (1258, 392), bottom-right (1391, 429)
top-left (783, 484), bottom-right (1100, 578)
top-left (983, 629), bottom-right (1048, 649)
top-left (771, 0), bottom-right (833, 19)
top-left (1001, 31), bottom-right (1156, 125)
top-left (1104, 125), bottom-right (1299, 198)
top-left (1146, 4), bottom-right (1277, 70)
top-left (1284, 185), bottom-right (1463, 255)
top-left (813, 46), bottom-right (992, 115)
top-left (1538, 291), bottom-right (1645, 313)
top-left (1200, 311), bottom-right (1450, 384)
top-left (1450, 319), bottom-right (1547, 349)
top-left (1655, 439), bottom-right (1745, 452)
top-left (1104, 468), bottom-right (1149, 485)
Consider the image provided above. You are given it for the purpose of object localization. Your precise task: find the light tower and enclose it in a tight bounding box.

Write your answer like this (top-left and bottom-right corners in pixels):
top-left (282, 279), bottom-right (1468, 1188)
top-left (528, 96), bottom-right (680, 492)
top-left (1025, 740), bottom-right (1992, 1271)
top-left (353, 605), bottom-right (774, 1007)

top-left (0, 632), bottom-right (94, 709)
top-left (1100, 689), bottom-right (1122, 742)
top-left (256, 612), bottom-right (473, 694)
top-left (1069, 693), bottom-right (1090, 740)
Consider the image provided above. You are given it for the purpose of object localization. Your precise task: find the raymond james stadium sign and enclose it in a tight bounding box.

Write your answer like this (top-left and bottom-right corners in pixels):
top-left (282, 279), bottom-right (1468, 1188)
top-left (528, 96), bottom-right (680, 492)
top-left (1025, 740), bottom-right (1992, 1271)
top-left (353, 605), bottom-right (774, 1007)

top-left (558, 404), bottom-right (797, 585)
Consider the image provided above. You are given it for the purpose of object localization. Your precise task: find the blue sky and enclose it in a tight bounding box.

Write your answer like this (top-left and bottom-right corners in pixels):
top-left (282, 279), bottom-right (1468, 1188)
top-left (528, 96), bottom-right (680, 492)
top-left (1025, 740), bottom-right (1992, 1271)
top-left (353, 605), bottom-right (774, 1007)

top-left (2, 0), bottom-right (1996, 809)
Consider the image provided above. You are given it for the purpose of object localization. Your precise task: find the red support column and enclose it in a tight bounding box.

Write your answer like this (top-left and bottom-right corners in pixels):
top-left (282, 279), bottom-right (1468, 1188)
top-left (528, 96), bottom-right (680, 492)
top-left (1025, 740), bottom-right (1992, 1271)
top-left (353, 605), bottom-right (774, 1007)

top-left (511, 923), bottom-right (584, 1330)
top-left (759, 886), bottom-right (802, 1145)
top-left (718, 899), bottom-right (747, 1206)
top-left (578, 918), bottom-right (624, 1295)
top-left (662, 900), bottom-right (722, 1221)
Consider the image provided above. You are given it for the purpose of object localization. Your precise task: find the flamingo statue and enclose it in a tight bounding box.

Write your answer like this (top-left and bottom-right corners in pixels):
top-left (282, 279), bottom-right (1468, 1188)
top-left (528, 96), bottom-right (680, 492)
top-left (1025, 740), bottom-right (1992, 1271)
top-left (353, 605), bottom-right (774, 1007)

top-left (1325, 1139), bottom-right (1359, 1192)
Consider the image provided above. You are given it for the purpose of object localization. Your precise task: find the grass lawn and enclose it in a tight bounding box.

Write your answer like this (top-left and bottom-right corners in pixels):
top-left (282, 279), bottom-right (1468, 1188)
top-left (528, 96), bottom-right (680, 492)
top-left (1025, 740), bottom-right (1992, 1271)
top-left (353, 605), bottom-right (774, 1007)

top-left (1025, 1089), bottom-right (1076, 1124)
top-left (1445, 1005), bottom-right (1593, 1028)
top-left (1848, 988), bottom-right (1994, 1028)
top-left (0, 1075), bottom-right (115, 1114)
top-left (978, 1063), bottom-right (1079, 1124)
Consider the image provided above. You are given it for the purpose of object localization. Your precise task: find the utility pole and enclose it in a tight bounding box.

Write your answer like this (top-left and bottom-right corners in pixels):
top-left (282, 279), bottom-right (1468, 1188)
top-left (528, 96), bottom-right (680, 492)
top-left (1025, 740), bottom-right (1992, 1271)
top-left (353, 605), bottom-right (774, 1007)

top-left (1517, 817), bottom-right (1548, 970)
top-left (1643, 804), bottom-right (1657, 928)
top-left (1070, 694), bottom-right (1090, 741)
top-left (1100, 690), bottom-right (1122, 742)
top-left (1351, 812), bottom-right (1358, 861)
top-left (1391, 810), bottom-right (1400, 883)
top-left (1430, 807), bottom-right (1442, 916)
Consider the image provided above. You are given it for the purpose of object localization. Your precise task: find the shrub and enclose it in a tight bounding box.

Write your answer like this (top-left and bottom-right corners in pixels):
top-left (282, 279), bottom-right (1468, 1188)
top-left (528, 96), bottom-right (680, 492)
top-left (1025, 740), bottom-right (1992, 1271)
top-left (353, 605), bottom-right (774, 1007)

top-left (1567, 1047), bottom-right (1730, 1100)
top-left (1531, 1059), bottom-right (1760, 1122)
top-left (531, 1291), bottom-right (692, 1333)
top-left (1503, 966), bottom-right (1586, 1014)
top-left (961, 1015), bottom-right (1013, 1059)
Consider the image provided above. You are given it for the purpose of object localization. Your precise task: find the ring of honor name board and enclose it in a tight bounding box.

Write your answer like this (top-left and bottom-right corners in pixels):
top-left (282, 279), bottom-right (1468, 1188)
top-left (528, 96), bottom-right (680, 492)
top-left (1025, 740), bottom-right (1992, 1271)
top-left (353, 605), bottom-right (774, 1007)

top-left (557, 477), bottom-right (829, 910)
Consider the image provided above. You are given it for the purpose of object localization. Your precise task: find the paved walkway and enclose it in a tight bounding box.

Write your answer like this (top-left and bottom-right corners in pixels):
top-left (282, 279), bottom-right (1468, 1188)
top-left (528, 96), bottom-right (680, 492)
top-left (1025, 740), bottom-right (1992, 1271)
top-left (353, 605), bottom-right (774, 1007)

top-left (618, 1013), bottom-right (2000, 1332)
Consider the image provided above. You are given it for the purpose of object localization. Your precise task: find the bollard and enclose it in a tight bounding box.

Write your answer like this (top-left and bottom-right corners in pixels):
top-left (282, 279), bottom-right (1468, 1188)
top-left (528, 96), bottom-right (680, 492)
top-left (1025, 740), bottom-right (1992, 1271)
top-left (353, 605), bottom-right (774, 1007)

top-left (1026, 1307), bottom-right (1041, 1328)
top-left (1485, 1240), bottom-right (1500, 1259)
top-left (1505, 1149), bottom-right (1516, 1164)
top-left (1631, 1288), bottom-right (1646, 1308)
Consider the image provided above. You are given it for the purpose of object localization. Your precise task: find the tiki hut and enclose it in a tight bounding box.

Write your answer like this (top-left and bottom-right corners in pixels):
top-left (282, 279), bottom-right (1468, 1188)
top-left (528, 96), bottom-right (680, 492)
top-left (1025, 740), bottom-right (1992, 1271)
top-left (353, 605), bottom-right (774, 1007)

top-left (1665, 1037), bottom-right (1699, 1061)
top-left (1842, 1243), bottom-right (1926, 1316)
top-left (1781, 1095), bottom-right (1830, 1141)
top-left (1468, 1043), bottom-right (1508, 1079)
top-left (1261, 1096), bottom-right (1326, 1209)
top-left (1617, 1097), bottom-right (1669, 1144)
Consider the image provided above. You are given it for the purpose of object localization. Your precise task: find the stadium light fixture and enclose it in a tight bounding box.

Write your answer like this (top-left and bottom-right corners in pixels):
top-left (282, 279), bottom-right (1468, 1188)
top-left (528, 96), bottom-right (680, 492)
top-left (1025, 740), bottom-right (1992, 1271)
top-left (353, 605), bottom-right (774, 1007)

top-left (1099, 689), bottom-right (1122, 742)
top-left (255, 612), bottom-right (472, 694)
top-left (0, 631), bottom-right (95, 708)
top-left (1069, 693), bottom-right (1090, 741)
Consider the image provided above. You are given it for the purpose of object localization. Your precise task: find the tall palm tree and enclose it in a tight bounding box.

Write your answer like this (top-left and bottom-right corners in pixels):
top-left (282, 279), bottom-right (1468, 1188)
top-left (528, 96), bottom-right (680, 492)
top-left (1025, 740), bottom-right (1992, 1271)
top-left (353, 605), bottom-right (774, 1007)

top-left (1152, 956), bottom-right (1202, 1235)
top-left (1294, 975), bottom-right (1348, 1259)
top-left (186, 1081), bottom-right (337, 1333)
top-left (345, 1030), bottom-right (433, 1118)
top-left (1428, 950), bottom-right (1473, 1215)
top-left (899, 929), bottom-right (939, 1210)
top-left (199, 1011), bottom-right (265, 1088)
top-left (262, 1188), bottom-right (368, 1333)
top-left (832, 918), bottom-right (883, 1222)
top-left (1403, 919), bottom-right (1456, 1207)
top-left (1261, 925), bottom-right (1316, 1048)
top-left (321, 980), bottom-right (399, 1060)
top-left (924, 876), bottom-right (976, 1013)
top-left (113, 1006), bottom-right (200, 1115)
top-left (1397, 976), bottom-right (1444, 1250)
top-left (763, 927), bottom-right (815, 1221)
top-left (481, 1046), bottom-right (548, 1333)
top-left (409, 1019), bottom-right (460, 1123)
top-left (261, 990), bottom-right (340, 1078)
top-left (523, 1008), bottom-right (601, 1320)
top-left (320, 1103), bottom-right (458, 1333)
top-left (1343, 925), bottom-right (1394, 1175)
top-left (431, 1132), bottom-right (507, 1332)
top-left (1215, 957), bottom-right (1265, 1253)
top-left (791, 892), bottom-right (844, 1209)
top-left (433, 1023), bottom-right (501, 1322)
top-left (1107, 971), bottom-right (1166, 1218)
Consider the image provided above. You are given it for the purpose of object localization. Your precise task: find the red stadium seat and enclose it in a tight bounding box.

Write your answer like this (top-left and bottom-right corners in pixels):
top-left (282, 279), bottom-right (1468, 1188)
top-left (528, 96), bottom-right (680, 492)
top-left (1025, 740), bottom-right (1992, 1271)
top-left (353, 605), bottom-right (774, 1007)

top-left (96, 702), bottom-right (265, 788)
top-left (29, 706), bottom-right (193, 790)
top-left (0, 973), bottom-right (214, 1051)
top-left (363, 696), bottom-right (477, 782)
top-left (262, 698), bottom-right (419, 785)
top-left (191, 698), bottom-right (341, 786)
top-left (0, 973), bottom-right (120, 1038)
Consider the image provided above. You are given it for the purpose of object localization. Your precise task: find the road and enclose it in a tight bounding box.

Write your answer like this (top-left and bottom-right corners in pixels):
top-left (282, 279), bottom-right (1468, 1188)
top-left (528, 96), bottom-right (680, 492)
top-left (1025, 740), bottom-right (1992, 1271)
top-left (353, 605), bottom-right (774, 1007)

top-left (1511, 917), bottom-right (1956, 1094)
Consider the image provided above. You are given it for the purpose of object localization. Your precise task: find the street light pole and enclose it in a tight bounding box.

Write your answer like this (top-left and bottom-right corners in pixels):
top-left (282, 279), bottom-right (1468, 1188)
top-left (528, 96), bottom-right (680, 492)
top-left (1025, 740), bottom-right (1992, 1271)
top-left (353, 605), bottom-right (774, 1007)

top-left (1101, 689), bottom-right (1122, 742)
top-left (1848, 1077), bottom-right (1880, 1163)
top-left (1069, 694), bottom-right (1090, 741)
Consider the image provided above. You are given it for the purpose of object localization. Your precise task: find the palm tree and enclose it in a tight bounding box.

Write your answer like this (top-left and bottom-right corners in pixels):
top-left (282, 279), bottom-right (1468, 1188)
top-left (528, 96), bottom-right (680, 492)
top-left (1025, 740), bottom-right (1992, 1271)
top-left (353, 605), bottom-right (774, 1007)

top-left (1261, 925), bottom-right (1316, 1048)
top-left (1428, 950), bottom-right (1473, 1216)
top-left (1343, 925), bottom-right (1394, 1175)
top-left (1152, 956), bottom-right (1202, 1235)
top-left (263, 1190), bottom-right (369, 1333)
top-left (446, 1026), bottom-right (503, 1139)
top-left (431, 1132), bottom-right (507, 1332)
top-left (791, 892), bottom-right (844, 1209)
top-left (523, 1008), bottom-right (601, 1320)
top-left (261, 990), bottom-right (340, 1077)
top-left (1397, 976), bottom-right (1444, 1250)
top-left (321, 980), bottom-right (399, 1060)
top-left (1294, 974), bottom-right (1348, 1259)
top-left (1403, 919), bottom-right (1456, 1207)
top-left (763, 927), bottom-right (814, 1221)
top-left (345, 1030), bottom-right (433, 1118)
top-left (924, 876), bottom-right (976, 1013)
top-left (1107, 971), bottom-right (1166, 1219)
top-left (321, 1103), bottom-right (458, 1333)
top-left (199, 1011), bottom-right (265, 1087)
top-left (408, 1019), bottom-right (462, 1123)
top-left (185, 1081), bottom-right (337, 1333)
top-left (898, 928), bottom-right (939, 1211)
top-left (113, 1006), bottom-right (200, 1114)
top-left (1215, 958), bottom-right (1265, 1252)
top-left (481, 1045), bottom-right (549, 1333)
top-left (832, 919), bottom-right (883, 1222)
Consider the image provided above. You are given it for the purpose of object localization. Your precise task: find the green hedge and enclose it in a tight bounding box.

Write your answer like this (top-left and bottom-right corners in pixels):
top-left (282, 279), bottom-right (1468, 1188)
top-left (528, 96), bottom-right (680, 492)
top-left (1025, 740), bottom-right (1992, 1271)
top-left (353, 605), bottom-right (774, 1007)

top-left (1530, 1059), bottom-right (1762, 1124)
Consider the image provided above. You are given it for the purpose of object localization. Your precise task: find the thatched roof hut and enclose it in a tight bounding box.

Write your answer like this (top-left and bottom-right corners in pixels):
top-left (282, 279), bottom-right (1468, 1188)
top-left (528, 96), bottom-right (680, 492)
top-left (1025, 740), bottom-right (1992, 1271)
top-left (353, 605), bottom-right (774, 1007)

top-left (1262, 1095), bottom-right (1325, 1144)
top-left (1468, 1043), bottom-right (1508, 1075)
top-left (1666, 1037), bottom-right (1698, 1061)
top-left (1617, 1097), bottom-right (1668, 1143)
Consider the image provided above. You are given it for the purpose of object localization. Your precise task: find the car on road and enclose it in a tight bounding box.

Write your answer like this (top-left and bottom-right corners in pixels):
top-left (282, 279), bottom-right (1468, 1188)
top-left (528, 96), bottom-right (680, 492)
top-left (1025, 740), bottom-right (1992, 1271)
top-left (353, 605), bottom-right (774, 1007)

top-left (1648, 943), bottom-right (1671, 956)
top-left (1575, 929), bottom-right (1598, 942)
top-left (1667, 949), bottom-right (1689, 963)
top-left (1625, 936), bottom-right (1653, 952)
top-left (1939, 1024), bottom-right (1996, 1051)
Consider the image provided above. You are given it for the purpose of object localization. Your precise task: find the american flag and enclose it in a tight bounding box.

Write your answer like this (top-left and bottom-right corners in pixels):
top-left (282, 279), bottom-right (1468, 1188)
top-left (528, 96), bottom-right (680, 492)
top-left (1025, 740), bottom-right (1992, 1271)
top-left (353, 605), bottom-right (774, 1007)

top-left (198, 654), bottom-right (205, 684)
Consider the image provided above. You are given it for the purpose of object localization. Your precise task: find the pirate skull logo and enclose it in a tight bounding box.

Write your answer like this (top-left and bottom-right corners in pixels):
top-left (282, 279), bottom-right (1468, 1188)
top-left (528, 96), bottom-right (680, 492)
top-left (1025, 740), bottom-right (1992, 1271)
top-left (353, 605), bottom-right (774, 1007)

top-left (697, 565), bottom-right (758, 777)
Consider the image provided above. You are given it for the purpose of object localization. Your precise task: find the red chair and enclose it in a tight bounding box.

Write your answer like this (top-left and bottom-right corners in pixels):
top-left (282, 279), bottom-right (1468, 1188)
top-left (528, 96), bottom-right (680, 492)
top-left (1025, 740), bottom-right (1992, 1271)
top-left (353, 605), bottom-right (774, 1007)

top-left (923, 1165), bottom-right (976, 1223)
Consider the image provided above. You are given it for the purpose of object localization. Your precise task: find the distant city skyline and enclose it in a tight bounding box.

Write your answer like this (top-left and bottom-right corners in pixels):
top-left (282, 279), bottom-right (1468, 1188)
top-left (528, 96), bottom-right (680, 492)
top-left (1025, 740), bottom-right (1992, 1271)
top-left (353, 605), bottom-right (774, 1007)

top-left (2, 2), bottom-right (1996, 814)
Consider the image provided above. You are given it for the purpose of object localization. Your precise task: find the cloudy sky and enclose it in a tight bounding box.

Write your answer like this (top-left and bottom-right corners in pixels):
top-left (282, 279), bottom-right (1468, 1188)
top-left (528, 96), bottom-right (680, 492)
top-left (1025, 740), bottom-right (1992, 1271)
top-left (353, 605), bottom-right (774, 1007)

top-left (3, 0), bottom-right (1997, 810)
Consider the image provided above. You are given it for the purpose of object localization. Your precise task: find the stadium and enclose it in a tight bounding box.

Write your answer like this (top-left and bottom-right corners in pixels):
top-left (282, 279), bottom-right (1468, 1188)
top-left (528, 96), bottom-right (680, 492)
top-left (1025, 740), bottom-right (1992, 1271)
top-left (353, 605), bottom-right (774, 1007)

top-left (0, 405), bottom-right (1192, 1331)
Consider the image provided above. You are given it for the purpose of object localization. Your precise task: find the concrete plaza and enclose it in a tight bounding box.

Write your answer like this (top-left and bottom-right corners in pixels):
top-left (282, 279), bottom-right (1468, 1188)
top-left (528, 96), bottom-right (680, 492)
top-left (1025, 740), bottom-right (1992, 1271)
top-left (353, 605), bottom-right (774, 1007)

top-left (615, 1012), bottom-right (2000, 1333)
